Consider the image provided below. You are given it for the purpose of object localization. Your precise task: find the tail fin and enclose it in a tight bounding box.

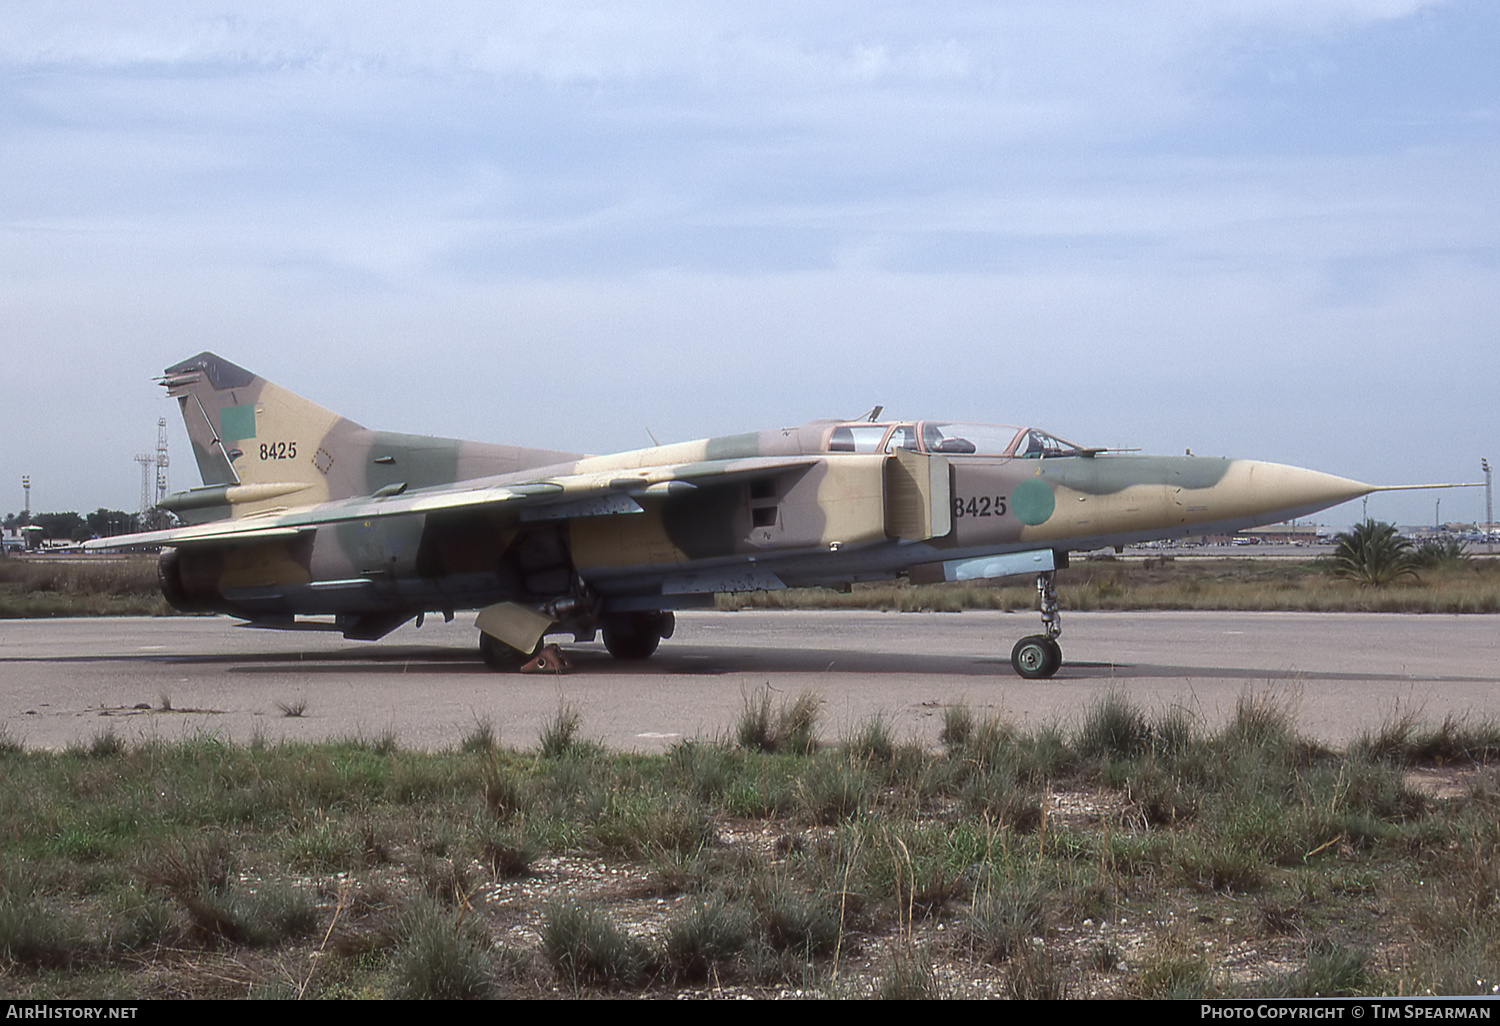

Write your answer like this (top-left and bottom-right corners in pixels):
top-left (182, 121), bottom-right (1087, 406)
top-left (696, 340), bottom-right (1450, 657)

top-left (160, 352), bottom-right (586, 520)
top-left (162, 352), bottom-right (361, 514)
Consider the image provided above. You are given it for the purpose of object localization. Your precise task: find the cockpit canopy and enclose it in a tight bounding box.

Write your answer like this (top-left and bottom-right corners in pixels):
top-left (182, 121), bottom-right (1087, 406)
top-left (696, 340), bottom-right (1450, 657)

top-left (823, 421), bottom-right (1083, 458)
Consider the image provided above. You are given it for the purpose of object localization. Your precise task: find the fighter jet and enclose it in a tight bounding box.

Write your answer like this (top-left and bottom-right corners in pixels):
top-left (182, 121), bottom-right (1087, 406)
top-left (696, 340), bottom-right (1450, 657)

top-left (91, 352), bottom-right (1391, 678)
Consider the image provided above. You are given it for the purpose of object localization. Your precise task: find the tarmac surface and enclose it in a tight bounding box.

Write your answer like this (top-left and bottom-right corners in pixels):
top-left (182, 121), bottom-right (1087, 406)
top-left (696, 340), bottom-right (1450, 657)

top-left (2, 610), bottom-right (1497, 752)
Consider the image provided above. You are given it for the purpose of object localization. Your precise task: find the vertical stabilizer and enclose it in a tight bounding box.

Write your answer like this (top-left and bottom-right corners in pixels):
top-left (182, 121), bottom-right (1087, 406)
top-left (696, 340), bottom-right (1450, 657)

top-left (159, 353), bottom-right (588, 519)
top-left (162, 352), bottom-right (360, 513)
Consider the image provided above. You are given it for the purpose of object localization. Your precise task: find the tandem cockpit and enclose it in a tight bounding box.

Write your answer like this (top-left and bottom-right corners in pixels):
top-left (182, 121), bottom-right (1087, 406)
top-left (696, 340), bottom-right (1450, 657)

top-left (823, 421), bottom-right (1085, 459)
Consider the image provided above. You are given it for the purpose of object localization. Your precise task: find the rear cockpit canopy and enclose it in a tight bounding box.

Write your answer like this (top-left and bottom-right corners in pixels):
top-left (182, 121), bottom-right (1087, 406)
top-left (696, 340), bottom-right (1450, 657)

top-left (823, 421), bottom-right (1082, 458)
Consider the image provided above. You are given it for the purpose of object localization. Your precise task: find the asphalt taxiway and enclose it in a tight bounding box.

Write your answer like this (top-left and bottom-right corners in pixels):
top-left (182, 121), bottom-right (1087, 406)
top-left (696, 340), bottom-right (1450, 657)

top-left (2, 610), bottom-right (1496, 752)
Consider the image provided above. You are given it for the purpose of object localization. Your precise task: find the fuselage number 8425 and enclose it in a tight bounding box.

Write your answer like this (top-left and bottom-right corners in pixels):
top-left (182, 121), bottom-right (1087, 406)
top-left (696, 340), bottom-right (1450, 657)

top-left (259, 441), bottom-right (298, 461)
top-left (953, 494), bottom-right (1008, 519)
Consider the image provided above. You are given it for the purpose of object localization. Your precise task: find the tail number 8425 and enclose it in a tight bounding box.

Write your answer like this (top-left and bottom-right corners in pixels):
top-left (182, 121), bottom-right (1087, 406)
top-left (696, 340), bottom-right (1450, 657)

top-left (953, 494), bottom-right (1008, 519)
top-left (259, 441), bottom-right (298, 461)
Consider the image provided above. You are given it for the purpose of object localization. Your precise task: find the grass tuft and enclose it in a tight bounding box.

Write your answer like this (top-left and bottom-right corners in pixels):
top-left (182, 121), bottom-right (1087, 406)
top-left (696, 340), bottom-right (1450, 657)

top-left (1272, 938), bottom-right (1372, 998)
top-left (542, 899), bottom-right (655, 989)
top-left (736, 686), bottom-right (820, 755)
top-left (663, 898), bottom-right (752, 982)
top-left (875, 948), bottom-right (947, 1000)
top-left (752, 878), bottom-right (845, 958)
top-left (388, 901), bottom-right (495, 1000)
top-left (1076, 691), bottom-right (1151, 761)
top-left (1006, 941), bottom-right (1069, 1000)
top-left (842, 712), bottom-right (897, 763)
top-left (1225, 689), bottom-right (1301, 751)
top-left (539, 703), bottom-right (583, 759)
top-left (0, 871), bottom-right (86, 968)
top-left (460, 716), bottom-right (498, 753)
top-left (84, 728), bottom-right (126, 759)
top-left (964, 876), bottom-right (1047, 964)
top-left (939, 703), bottom-right (974, 750)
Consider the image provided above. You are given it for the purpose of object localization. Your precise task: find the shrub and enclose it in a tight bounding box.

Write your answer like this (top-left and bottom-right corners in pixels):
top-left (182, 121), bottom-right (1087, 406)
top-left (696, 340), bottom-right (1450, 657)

top-left (1412, 536), bottom-right (1470, 569)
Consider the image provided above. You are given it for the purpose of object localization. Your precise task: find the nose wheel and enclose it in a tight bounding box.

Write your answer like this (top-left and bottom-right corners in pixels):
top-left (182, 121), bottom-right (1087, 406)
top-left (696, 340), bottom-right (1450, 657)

top-left (1011, 634), bottom-right (1062, 679)
top-left (1010, 570), bottom-right (1063, 679)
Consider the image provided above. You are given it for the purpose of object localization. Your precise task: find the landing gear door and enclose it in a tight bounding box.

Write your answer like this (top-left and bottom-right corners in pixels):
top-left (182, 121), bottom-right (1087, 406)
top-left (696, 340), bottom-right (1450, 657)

top-left (884, 450), bottom-right (952, 541)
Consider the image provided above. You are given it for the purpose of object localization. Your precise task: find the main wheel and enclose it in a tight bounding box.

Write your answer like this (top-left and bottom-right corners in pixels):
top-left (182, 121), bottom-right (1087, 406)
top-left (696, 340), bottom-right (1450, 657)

top-left (601, 611), bottom-right (674, 661)
top-left (1011, 635), bottom-right (1062, 679)
top-left (478, 632), bottom-right (538, 671)
top-left (602, 629), bottom-right (660, 660)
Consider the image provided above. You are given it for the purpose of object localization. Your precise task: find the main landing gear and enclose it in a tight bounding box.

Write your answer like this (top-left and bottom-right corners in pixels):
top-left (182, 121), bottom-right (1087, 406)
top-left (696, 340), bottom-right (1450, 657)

top-left (1010, 570), bottom-right (1063, 680)
top-left (478, 610), bottom-right (676, 671)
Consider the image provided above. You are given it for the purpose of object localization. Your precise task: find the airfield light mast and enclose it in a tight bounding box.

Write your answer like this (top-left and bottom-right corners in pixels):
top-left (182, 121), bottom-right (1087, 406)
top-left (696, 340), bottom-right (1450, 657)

top-left (1483, 458), bottom-right (1493, 535)
top-left (155, 417), bottom-right (170, 507)
top-left (134, 419), bottom-right (172, 515)
top-left (134, 453), bottom-right (154, 513)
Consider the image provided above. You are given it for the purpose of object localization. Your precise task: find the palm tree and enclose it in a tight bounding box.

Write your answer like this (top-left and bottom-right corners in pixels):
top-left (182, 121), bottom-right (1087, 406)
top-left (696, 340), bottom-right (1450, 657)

top-left (1330, 520), bottom-right (1417, 587)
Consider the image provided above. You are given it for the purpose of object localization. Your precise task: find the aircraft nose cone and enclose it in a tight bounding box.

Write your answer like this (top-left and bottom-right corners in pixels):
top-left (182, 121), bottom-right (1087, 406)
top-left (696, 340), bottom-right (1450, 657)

top-left (1229, 461), bottom-right (1374, 520)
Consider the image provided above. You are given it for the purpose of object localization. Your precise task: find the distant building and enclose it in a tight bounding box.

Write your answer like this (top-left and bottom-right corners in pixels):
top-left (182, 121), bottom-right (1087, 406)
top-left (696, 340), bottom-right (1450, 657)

top-left (1242, 523), bottom-right (1324, 544)
top-left (2, 526), bottom-right (43, 552)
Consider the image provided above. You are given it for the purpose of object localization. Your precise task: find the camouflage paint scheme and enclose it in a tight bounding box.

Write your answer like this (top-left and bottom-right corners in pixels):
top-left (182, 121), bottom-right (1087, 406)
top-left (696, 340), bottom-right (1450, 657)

top-left (91, 353), bottom-right (1379, 671)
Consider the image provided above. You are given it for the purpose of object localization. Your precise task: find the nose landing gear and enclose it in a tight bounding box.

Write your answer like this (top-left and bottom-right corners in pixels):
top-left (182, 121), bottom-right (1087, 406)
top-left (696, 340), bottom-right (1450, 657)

top-left (1010, 570), bottom-right (1062, 679)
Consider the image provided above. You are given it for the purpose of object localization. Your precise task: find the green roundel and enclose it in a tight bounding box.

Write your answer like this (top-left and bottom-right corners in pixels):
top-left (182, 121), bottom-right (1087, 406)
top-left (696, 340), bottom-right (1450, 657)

top-left (1011, 478), bottom-right (1056, 526)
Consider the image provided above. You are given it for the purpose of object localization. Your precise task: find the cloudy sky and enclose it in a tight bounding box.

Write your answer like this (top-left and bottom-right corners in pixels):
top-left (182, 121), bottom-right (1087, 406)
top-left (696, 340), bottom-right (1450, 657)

top-left (2, 1), bottom-right (1495, 527)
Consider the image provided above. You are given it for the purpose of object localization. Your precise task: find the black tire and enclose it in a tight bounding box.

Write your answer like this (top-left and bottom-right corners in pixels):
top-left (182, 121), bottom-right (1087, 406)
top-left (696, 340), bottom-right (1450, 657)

top-left (1011, 634), bottom-right (1062, 679)
top-left (1041, 637), bottom-right (1062, 676)
top-left (602, 629), bottom-right (661, 660)
top-left (478, 632), bottom-right (536, 671)
top-left (601, 611), bottom-right (673, 661)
